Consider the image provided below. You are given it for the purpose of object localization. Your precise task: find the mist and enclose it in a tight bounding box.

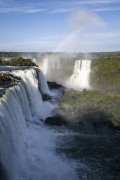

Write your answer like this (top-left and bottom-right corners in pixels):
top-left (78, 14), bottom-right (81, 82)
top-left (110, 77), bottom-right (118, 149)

top-left (55, 9), bottom-right (106, 53)
top-left (18, 10), bottom-right (106, 90)
top-left (35, 10), bottom-right (105, 89)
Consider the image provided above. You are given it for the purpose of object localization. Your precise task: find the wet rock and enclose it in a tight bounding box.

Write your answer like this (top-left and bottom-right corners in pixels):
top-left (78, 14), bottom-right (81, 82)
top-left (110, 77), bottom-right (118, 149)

top-left (45, 115), bottom-right (68, 126)
top-left (47, 81), bottom-right (64, 90)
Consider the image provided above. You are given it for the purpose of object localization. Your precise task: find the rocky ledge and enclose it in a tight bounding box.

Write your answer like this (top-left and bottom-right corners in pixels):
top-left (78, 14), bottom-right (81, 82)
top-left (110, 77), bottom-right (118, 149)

top-left (0, 73), bottom-right (20, 96)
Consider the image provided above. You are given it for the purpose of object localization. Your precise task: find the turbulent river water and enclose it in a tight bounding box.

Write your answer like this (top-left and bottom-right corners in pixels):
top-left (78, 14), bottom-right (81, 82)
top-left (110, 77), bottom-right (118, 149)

top-left (55, 127), bottom-right (120, 180)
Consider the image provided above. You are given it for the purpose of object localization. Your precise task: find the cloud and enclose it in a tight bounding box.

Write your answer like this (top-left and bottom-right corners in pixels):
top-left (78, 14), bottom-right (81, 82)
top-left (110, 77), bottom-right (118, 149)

top-left (0, 36), bottom-right (63, 52)
top-left (49, 8), bottom-right (72, 14)
top-left (53, 10), bottom-right (108, 52)
top-left (68, 10), bottom-right (106, 31)
top-left (54, 30), bottom-right (120, 52)
top-left (94, 6), bottom-right (120, 12)
top-left (0, 0), bottom-right (120, 14)
top-left (0, 6), bottom-right (46, 13)
top-left (1, 31), bottom-right (120, 52)
top-left (23, 8), bottom-right (46, 14)
top-left (72, 0), bottom-right (119, 5)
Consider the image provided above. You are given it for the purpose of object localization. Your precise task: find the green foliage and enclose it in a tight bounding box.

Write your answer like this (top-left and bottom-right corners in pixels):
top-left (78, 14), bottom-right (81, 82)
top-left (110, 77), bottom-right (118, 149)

top-left (0, 56), bottom-right (36, 66)
top-left (91, 58), bottom-right (120, 74)
top-left (9, 56), bottom-right (36, 66)
top-left (90, 58), bottom-right (120, 94)
top-left (60, 89), bottom-right (120, 128)
top-left (0, 58), bottom-right (8, 65)
top-left (0, 75), bottom-right (11, 83)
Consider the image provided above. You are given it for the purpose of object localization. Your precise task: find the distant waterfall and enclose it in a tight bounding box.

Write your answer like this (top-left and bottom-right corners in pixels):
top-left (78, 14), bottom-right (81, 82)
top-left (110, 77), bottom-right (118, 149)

top-left (52, 58), bottom-right (60, 69)
top-left (52, 59), bottom-right (55, 69)
top-left (57, 59), bottom-right (60, 69)
top-left (70, 59), bottom-right (91, 89)
top-left (0, 68), bottom-right (78, 180)
top-left (42, 57), bottom-right (49, 75)
top-left (41, 56), bottom-right (60, 75)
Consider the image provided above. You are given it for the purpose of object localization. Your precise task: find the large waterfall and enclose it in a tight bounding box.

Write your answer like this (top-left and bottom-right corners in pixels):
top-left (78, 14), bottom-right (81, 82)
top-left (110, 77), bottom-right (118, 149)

top-left (0, 68), bottom-right (78, 180)
top-left (70, 59), bottom-right (91, 90)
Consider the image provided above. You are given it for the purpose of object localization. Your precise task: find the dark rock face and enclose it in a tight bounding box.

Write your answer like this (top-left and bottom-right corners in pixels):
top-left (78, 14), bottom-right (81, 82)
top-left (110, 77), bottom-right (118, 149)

top-left (45, 115), bottom-right (68, 126)
top-left (42, 93), bottom-right (53, 101)
top-left (47, 81), bottom-right (64, 90)
top-left (0, 162), bottom-right (8, 180)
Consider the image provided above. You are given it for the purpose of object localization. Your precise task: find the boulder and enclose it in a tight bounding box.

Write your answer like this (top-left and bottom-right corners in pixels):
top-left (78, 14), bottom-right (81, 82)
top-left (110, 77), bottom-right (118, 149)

top-left (45, 115), bottom-right (68, 126)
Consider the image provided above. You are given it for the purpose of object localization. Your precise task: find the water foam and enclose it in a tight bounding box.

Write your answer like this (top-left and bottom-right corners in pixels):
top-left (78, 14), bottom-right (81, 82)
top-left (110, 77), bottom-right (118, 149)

top-left (70, 59), bottom-right (91, 90)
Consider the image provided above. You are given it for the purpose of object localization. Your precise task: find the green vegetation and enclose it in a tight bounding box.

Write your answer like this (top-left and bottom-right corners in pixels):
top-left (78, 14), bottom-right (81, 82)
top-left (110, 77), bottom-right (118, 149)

top-left (0, 74), bottom-right (12, 84)
top-left (0, 56), bottom-right (36, 66)
top-left (60, 89), bottom-right (120, 129)
top-left (90, 58), bottom-right (120, 94)
top-left (0, 51), bottom-right (20, 58)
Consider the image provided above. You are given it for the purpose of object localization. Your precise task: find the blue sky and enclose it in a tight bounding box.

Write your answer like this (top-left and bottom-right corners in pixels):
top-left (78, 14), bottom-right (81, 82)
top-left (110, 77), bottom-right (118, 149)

top-left (0, 0), bottom-right (120, 52)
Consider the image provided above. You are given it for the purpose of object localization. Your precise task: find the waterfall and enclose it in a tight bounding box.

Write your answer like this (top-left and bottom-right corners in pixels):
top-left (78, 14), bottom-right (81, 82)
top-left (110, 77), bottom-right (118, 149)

top-left (0, 86), bottom-right (29, 180)
top-left (38, 69), bottom-right (54, 96)
top-left (42, 57), bottom-right (49, 75)
top-left (0, 68), bottom-right (78, 180)
top-left (70, 59), bottom-right (91, 89)
top-left (12, 69), bottom-right (53, 120)
top-left (41, 56), bottom-right (60, 76)
top-left (57, 59), bottom-right (60, 69)
top-left (52, 59), bottom-right (55, 69)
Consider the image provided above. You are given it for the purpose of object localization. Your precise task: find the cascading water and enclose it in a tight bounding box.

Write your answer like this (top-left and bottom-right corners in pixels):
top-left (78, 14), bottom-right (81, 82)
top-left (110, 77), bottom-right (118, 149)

top-left (70, 59), bottom-right (91, 89)
top-left (0, 68), bottom-right (78, 180)
top-left (12, 69), bottom-right (53, 120)
top-left (0, 85), bottom-right (30, 180)
top-left (57, 59), bottom-right (60, 69)
top-left (52, 59), bottom-right (55, 69)
top-left (52, 58), bottom-right (60, 69)
top-left (42, 57), bottom-right (49, 75)
top-left (41, 56), bottom-right (60, 75)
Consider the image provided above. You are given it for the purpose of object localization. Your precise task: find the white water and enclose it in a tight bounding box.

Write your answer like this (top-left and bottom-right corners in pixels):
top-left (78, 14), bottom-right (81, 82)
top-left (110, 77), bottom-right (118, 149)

top-left (41, 56), bottom-right (60, 75)
top-left (12, 69), bottom-right (53, 120)
top-left (70, 59), bottom-right (91, 90)
top-left (38, 69), bottom-right (54, 96)
top-left (42, 57), bottom-right (49, 75)
top-left (0, 68), bottom-right (78, 180)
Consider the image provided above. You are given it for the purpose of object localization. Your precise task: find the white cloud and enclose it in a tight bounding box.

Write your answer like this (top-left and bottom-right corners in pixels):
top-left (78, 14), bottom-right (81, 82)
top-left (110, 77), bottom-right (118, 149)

top-left (0, 6), bottom-right (46, 13)
top-left (68, 10), bottom-right (106, 31)
top-left (49, 8), bottom-right (72, 14)
top-left (72, 0), bottom-right (120, 5)
top-left (94, 6), bottom-right (120, 12)
top-left (24, 8), bottom-right (46, 14)
top-left (54, 30), bottom-right (120, 52)
top-left (1, 0), bottom-right (120, 14)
